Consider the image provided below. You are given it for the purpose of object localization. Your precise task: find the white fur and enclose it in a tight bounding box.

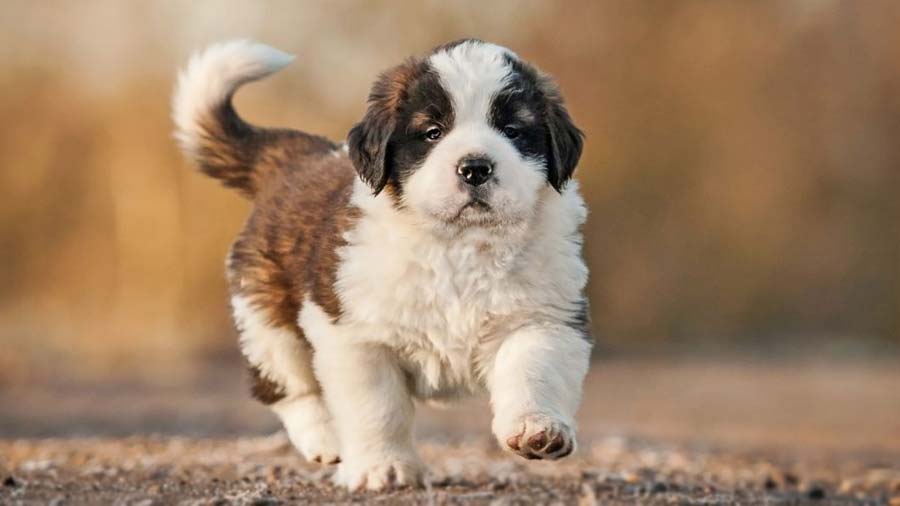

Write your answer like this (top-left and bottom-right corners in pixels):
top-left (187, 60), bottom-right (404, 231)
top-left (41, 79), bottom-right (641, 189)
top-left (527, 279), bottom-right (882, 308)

top-left (489, 325), bottom-right (591, 458)
top-left (231, 294), bottom-right (317, 397)
top-left (172, 39), bottom-right (294, 155)
top-left (428, 42), bottom-right (516, 127)
top-left (231, 294), bottom-right (340, 464)
top-left (272, 395), bottom-right (340, 464)
top-left (337, 175), bottom-right (588, 396)
top-left (302, 300), bottom-right (424, 489)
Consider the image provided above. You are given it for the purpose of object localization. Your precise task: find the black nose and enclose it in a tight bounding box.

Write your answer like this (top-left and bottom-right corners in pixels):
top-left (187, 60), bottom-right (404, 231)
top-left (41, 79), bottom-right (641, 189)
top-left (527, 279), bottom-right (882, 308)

top-left (457, 157), bottom-right (494, 187)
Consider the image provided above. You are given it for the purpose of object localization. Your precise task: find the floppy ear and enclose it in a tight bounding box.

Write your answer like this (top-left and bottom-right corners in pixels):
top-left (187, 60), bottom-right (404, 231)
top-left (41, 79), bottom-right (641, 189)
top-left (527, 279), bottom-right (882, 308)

top-left (348, 60), bottom-right (423, 195)
top-left (541, 77), bottom-right (584, 192)
top-left (347, 109), bottom-right (394, 194)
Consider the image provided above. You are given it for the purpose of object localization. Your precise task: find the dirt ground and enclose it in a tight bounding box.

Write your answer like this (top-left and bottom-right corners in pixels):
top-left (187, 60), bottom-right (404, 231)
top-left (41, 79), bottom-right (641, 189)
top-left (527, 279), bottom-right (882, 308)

top-left (2, 359), bottom-right (899, 505)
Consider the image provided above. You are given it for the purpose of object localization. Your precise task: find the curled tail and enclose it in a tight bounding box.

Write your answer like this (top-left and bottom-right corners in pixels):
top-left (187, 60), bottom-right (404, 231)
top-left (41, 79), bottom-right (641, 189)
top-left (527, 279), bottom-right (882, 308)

top-left (172, 40), bottom-right (335, 198)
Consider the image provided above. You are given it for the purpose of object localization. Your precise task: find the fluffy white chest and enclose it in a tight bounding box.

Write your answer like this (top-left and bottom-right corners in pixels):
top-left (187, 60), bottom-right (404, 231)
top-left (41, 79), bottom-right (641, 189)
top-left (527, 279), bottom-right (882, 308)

top-left (298, 181), bottom-right (589, 400)
top-left (336, 224), bottom-right (523, 397)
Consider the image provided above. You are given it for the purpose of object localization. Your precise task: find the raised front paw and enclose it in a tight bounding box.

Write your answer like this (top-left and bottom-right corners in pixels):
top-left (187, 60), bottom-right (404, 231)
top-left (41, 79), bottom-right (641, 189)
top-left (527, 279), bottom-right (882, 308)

top-left (333, 456), bottom-right (425, 491)
top-left (495, 413), bottom-right (576, 460)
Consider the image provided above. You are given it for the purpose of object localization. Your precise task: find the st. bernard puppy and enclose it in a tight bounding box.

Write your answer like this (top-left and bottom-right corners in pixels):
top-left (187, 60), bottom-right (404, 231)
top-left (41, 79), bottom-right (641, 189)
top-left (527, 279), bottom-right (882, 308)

top-left (173, 38), bottom-right (592, 491)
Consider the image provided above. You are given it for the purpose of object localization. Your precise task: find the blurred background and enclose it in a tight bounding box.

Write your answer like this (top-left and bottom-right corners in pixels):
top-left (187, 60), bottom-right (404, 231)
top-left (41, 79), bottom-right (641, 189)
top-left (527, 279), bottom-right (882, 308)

top-left (1, 1), bottom-right (897, 448)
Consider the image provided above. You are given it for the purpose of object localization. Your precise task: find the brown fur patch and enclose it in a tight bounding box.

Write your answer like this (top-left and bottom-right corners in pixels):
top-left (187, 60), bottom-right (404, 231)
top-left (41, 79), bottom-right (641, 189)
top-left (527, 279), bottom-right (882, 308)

top-left (376, 59), bottom-right (425, 113)
top-left (409, 111), bottom-right (434, 131)
top-left (226, 139), bottom-right (360, 405)
top-left (248, 364), bottom-right (287, 405)
top-left (227, 142), bottom-right (359, 331)
top-left (181, 66), bottom-right (354, 404)
top-left (191, 99), bottom-right (337, 199)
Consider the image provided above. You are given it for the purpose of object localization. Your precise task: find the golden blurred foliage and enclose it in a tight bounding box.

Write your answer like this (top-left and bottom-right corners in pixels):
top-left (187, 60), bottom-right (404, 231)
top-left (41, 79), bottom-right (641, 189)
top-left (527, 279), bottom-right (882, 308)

top-left (1, 1), bottom-right (898, 383)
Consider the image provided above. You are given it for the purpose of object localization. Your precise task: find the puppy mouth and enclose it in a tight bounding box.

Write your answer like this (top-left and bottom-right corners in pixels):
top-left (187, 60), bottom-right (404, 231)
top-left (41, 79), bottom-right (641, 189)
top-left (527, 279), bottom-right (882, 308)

top-left (462, 198), bottom-right (492, 212)
top-left (450, 198), bottom-right (494, 223)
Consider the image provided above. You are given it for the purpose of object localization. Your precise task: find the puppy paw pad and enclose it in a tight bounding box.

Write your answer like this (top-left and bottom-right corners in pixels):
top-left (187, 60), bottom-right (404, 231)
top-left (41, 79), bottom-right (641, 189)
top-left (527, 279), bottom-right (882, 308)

top-left (498, 414), bottom-right (575, 461)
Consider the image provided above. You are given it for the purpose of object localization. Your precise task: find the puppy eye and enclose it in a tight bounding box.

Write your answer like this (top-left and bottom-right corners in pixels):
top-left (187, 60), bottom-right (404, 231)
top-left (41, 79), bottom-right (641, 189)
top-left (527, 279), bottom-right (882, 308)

top-left (502, 126), bottom-right (520, 139)
top-left (425, 126), bottom-right (443, 141)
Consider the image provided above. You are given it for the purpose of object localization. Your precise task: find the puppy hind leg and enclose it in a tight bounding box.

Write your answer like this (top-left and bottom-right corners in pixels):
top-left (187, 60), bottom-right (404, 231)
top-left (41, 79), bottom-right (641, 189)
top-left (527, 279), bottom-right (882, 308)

top-left (233, 294), bottom-right (340, 464)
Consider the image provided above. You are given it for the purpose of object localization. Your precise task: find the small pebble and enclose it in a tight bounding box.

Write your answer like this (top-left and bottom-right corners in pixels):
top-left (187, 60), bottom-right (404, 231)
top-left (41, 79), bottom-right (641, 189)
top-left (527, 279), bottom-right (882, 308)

top-left (429, 476), bottom-right (453, 487)
top-left (3, 476), bottom-right (20, 488)
top-left (620, 471), bottom-right (640, 484)
top-left (764, 477), bottom-right (778, 490)
top-left (838, 479), bottom-right (859, 494)
top-left (580, 470), bottom-right (598, 480)
top-left (651, 482), bottom-right (668, 494)
top-left (579, 482), bottom-right (598, 506)
top-left (807, 486), bottom-right (826, 500)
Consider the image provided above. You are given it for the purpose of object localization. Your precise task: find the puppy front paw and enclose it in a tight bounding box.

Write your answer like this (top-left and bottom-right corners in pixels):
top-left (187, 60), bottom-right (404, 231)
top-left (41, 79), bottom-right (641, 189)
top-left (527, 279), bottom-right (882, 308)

top-left (291, 421), bottom-right (341, 465)
top-left (495, 413), bottom-right (576, 460)
top-left (333, 455), bottom-right (425, 491)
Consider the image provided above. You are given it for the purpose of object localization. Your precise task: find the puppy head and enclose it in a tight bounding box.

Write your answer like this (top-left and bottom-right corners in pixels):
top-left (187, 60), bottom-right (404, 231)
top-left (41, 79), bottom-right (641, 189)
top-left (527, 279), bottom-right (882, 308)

top-left (348, 39), bottom-right (583, 229)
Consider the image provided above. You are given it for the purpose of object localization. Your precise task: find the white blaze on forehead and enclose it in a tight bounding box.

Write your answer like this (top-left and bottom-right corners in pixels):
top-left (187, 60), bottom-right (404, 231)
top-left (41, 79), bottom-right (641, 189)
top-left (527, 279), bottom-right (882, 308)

top-left (429, 41), bottom-right (517, 125)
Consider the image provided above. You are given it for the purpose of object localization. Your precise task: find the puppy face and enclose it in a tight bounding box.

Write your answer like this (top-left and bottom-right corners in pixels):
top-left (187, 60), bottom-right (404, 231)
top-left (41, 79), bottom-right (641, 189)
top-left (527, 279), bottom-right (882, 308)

top-left (348, 39), bottom-right (583, 229)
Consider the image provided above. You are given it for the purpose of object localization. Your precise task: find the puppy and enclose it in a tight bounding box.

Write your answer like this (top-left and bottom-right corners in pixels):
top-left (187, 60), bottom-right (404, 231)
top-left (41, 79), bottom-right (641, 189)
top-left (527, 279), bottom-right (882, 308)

top-left (173, 39), bottom-right (592, 491)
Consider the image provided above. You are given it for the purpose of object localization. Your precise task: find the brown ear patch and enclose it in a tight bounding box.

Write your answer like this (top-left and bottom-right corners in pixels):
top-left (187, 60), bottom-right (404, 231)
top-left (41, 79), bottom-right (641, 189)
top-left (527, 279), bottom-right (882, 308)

top-left (498, 54), bottom-right (584, 191)
top-left (374, 58), bottom-right (427, 114)
top-left (535, 72), bottom-right (584, 191)
top-left (347, 57), bottom-right (431, 195)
